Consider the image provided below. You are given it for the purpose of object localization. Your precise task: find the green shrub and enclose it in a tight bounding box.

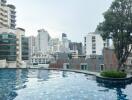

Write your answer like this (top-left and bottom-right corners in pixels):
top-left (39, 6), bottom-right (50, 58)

top-left (100, 70), bottom-right (127, 78)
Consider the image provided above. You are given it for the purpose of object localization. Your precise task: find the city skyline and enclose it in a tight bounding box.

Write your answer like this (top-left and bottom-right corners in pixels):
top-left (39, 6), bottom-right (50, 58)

top-left (8, 0), bottom-right (113, 42)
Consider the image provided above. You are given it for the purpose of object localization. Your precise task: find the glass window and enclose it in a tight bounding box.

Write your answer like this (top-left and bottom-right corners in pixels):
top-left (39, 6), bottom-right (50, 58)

top-left (2, 34), bottom-right (8, 39)
top-left (100, 65), bottom-right (104, 71)
top-left (81, 64), bottom-right (87, 70)
top-left (92, 51), bottom-right (96, 54)
top-left (66, 64), bottom-right (70, 69)
top-left (3, 40), bottom-right (9, 43)
top-left (35, 59), bottom-right (37, 63)
top-left (92, 36), bottom-right (95, 40)
top-left (92, 39), bottom-right (96, 42)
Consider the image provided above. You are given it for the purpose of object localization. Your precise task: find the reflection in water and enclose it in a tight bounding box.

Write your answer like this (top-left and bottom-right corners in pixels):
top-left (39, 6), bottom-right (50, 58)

top-left (62, 71), bottom-right (68, 77)
top-left (0, 69), bottom-right (28, 100)
top-left (0, 69), bottom-right (132, 100)
top-left (37, 70), bottom-right (49, 81)
top-left (116, 88), bottom-right (127, 100)
top-left (96, 80), bottom-right (130, 100)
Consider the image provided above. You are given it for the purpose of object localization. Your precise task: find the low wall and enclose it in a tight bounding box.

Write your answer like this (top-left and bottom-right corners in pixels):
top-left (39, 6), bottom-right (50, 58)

top-left (96, 75), bottom-right (132, 88)
top-left (0, 60), bottom-right (7, 68)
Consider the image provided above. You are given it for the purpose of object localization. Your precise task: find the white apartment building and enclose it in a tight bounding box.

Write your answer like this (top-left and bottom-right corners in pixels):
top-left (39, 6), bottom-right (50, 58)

top-left (36, 29), bottom-right (50, 54)
top-left (29, 36), bottom-right (37, 58)
top-left (49, 38), bottom-right (61, 53)
top-left (84, 32), bottom-right (106, 56)
top-left (0, 6), bottom-right (8, 28)
top-left (0, 0), bottom-right (16, 29)
top-left (7, 4), bottom-right (16, 29)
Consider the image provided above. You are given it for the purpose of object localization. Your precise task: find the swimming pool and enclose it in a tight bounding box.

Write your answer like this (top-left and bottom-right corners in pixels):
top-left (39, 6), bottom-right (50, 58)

top-left (0, 69), bottom-right (132, 100)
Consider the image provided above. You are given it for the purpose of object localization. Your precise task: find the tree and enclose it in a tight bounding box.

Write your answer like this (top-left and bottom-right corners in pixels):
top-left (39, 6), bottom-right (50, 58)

top-left (97, 0), bottom-right (132, 71)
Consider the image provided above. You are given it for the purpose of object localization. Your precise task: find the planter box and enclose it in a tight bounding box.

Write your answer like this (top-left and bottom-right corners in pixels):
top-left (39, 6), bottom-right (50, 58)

top-left (96, 75), bottom-right (132, 88)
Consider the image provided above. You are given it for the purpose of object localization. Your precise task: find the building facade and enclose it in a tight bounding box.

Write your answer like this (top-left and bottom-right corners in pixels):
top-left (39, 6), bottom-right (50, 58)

top-left (7, 4), bottom-right (16, 29)
top-left (69, 42), bottom-right (83, 55)
top-left (60, 33), bottom-right (70, 53)
top-left (0, 0), bottom-right (16, 29)
top-left (28, 36), bottom-right (37, 58)
top-left (0, 28), bottom-right (28, 61)
top-left (21, 36), bottom-right (29, 60)
top-left (0, 32), bottom-right (16, 61)
top-left (49, 38), bottom-right (61, 53)
top-left (84, 32), bottom-right (105, 56)
top-left (36, 29), bottom-right (50, 53)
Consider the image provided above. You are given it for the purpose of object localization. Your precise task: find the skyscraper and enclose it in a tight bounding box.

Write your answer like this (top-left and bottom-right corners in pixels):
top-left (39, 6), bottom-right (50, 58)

top-left (7, 4), bottom-right (16, 29)
top-left (61, 33), bottom-right (70, 53)
top-left (0, 0), bottom-right (16, 29)
top-left (0, 32), bottom-right (16, 61)
top-left (28, 36), bottom-right (37, 58)
top-left (69, 42), bottom-right (83, 55)
top-left (49, 38), bottom-right (61, 53)
top-left (36, 29), bottom-right (50, 53)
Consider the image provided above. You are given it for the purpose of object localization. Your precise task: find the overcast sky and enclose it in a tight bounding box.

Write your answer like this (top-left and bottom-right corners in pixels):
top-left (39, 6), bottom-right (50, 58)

top-left (7, 0), bottom-right (113, 42)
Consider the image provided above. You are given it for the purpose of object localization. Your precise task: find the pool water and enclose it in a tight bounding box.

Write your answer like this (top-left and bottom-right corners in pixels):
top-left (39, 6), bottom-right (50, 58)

top-left (0, 69), bottom-right (132, 100)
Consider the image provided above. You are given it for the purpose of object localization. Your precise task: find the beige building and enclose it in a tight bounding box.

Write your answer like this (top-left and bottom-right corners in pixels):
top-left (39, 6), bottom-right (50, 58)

top-left (0, 0), bottom-right (16, 29)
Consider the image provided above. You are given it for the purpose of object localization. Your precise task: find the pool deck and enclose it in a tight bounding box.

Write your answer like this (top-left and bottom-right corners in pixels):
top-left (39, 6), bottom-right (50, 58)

top-left (1, 67), bottom-right (132, 78)
top-left (34, 68), bottom-right (100, 76)
top-left (29, 68), bottom-right (132, 78)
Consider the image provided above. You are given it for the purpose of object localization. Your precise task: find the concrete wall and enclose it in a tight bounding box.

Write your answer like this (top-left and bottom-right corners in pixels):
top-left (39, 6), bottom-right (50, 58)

top-left (103, 48), bottom-right (118, 70)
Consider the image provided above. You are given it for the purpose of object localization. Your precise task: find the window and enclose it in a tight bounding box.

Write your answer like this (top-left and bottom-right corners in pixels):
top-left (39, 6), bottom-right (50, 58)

top-left (92, 43), bottom-right (96, 47)
top-left (92, 51), bottom-right (96, 54)
top-left (39, 59), bottom-right (41, 63)
top-left (84, 37), bottom-right (86, 42)
top-left (2, 34), bottom-right (8, 39)
top-left (3, 40), bottom-right (9, 43)
top-left (92, 47), bottom-right (96, 50)
top-left (63, 63), bottom-right (70, 69)
top-left (66, 64), bottom-right (70, 69)
top-left (35, 59), bottom-right (37, 63)
top-left (92, 39), bottom-right (96, 42)
top-left (81, 64), bottom-right (87, 70)
top-left (92, 36), bottom-right (95, 40)
top-left (100, 64), bottom-right (104, 71)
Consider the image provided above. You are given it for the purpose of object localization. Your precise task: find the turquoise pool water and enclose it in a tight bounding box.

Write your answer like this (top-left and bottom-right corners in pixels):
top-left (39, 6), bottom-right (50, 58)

top-left (0, 69), bottom-right (132, 100)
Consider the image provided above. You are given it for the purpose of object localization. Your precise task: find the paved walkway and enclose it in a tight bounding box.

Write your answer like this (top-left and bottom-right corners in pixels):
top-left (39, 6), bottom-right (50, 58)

top-left (30, 67), bottom-right (100, 76)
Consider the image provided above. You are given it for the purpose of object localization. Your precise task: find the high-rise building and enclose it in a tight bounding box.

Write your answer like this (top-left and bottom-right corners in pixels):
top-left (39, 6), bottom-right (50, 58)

top-left (0, 28), bottom-right (28, 62)
top-left (16, 28), bottom-right (29, 67)
top-left (36, 29), bottom-right (50, 53)
top-left (21, 36), bottom-right (29, 60)
top-left (0, 0), bottom-right (16, 29)
top-left (62, 33), bottom-right (67, 38)
top-left (60, 33), bottom-right (70, 53)
top-left (84, 32), bottom-right (105, 56)
top-left (49, 38), bottom-right (61, 53)
top-left (0, 28), bottom-right (28, 68)
top-left (69, 42), bottom-right (83, 55)
top-left (28, 36), bottom-right (37, 58)
top-left (7, 4), bottom-right (16, 29)
top-left (0, 32), bottom-right (16, 61)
